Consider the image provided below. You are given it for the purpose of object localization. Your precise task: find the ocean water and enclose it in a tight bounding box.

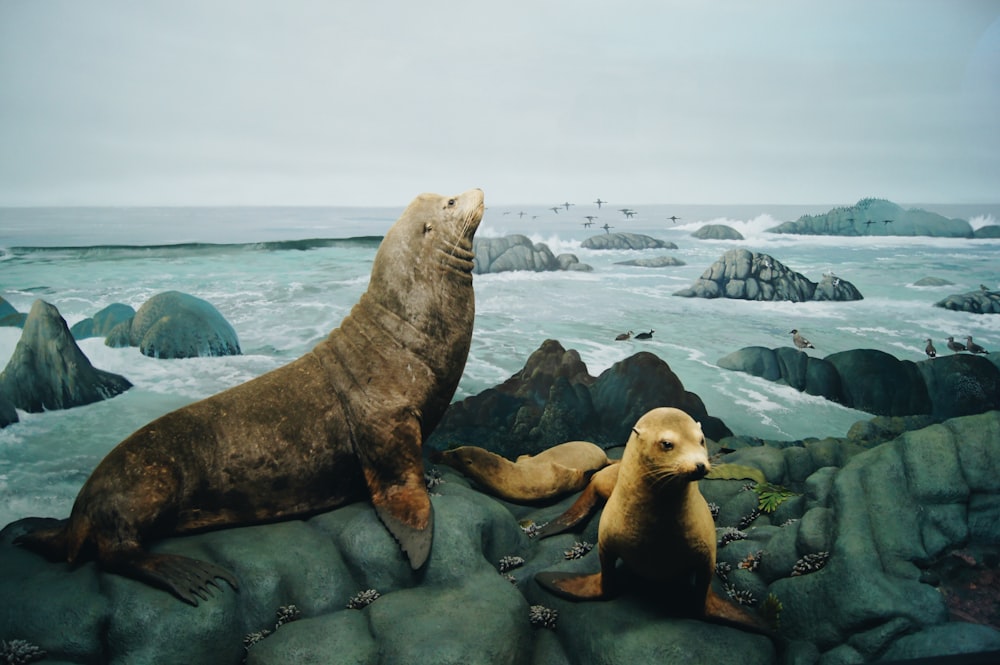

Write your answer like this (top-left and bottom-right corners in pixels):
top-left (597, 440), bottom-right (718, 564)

top-left (1, 202), bottom-right (999, 528)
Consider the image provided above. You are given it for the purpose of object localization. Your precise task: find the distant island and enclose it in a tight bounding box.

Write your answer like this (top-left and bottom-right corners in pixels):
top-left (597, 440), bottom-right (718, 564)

top-left (768, 198), bottom-right (974, 237)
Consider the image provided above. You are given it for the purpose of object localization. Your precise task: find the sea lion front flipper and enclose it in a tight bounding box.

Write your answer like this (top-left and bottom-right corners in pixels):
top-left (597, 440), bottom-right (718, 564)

top-left (535, 571), bottom-right (606, 600)
top-left (108, 551), bottom-right (239, 606)
top-left (360, 413), bottom-right (434, 570)
top-left (533, 464), bottom-right (620, 539)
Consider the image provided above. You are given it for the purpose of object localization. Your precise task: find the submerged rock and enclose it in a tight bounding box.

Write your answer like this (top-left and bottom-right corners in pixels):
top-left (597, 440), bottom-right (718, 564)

top-left (718, 346), bottom-right (1000, 418)
top-left (105, 290), bottom-right (241, 358)
top-left (473, 235), bottom-right (592, 273)
top-left (768, 198), bottom-right (973, 237)
top-left (580, 232), bottom-right (677, 250)
top-left (0, 300), bottom-right (132, 412)
top-left (674, 249), bottom-right (862, 302)
top-left (614, 255), bottom-right (686, 268)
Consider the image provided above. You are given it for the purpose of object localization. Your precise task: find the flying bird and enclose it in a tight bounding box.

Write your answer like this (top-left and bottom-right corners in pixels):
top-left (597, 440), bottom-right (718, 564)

top-left (790, 329), bottom-right (814, 349)
top-left (518, 211), bottom-right (526, 218)
top-left (563, 202), bottom-right (574, 210)
top-left (668, 215), bottom-right (681, 223)
top-left (602, 223), bottom-right (613, 233)
top-left (549, 207), bottom-right (561, 214)
top-left (594, 198), bottom-right (606, 208)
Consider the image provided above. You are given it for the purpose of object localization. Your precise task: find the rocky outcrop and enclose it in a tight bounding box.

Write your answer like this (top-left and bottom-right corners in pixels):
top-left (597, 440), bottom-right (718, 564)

top-left (973, 225), bottom-right (1000, 238)
top-left (0, 296), bottom-right (17, 320)
top-left (580, 232), bottom-right (677, 250)
top-left (70, 303), bottom-right (136, 339)
top-left (0, 296), bottom-right (26, 328)
top-left (426, 339), bottom-right (731, 458)
top-left (0, 394), bottom-right (17, 428)
top-left (472, 235), bottom-right (592, 273)
top-left (717, 346), bottom-right (1000, 418)
top-left (934, 289), bottom-right (1000, 314)
top-left (674, 249), bottom-right (863, 302)
top-left (768, 198), bottom-right (973, 237)
top-left (913, 276), bottom-right (954, 287)
top-left (0, 300), bottom-right (132, 413)
top-left (105, 290), bottom-right (242, 358)
top-left (614, 256), bottom-right (685, 268)
top-left (692, 224), bottom-right (744, 240)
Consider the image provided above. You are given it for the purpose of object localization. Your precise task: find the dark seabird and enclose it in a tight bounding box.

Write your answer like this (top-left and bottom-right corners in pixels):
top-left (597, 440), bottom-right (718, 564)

top-left (668, 215), bottom-right (681, 223)
top-left (615, 330), bottom-right (633, 341)
top-left (518, 211), bottom-right (526, 218)
top-left (865, 220), bottom-right (876, 231)
top-left (635, 330), bottom-right (654, 340)
top-left (602, 223), bottom-right (613, 233)
top-left (946, 336), bottom-right (966, 353)
top-left (585, 215), bottom-right (598, 223)
top-left (981, 284), bottom-right (990, 292)
top-left (924, 339), bottom-right (937, 358)
top-left (965, 336), bottom-right (988, 354)
top-left (549, 207), bottom-right (561, 214)
top-left (563, 202), bottom-right (573, 210)
top-left (882, 219), bottom-right (894, 226)
top-left (594, 198), bottom-right (606, 208)
top-left (582, 221), bottom-right (594, 228)
top-left (790, 329), bottom-right (814, 349)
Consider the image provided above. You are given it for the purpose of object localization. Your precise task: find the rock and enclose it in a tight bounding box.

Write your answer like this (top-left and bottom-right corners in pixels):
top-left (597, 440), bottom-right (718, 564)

top-left (973, 225), bottom-right (1000, 239)
top-left (673, 249), bottom-right (862, 302)
top-left (0, 393), bottom-right (17, 428)
top-left (767, 198), bottom-right (973, 237)
top-left (718, 346), bottom-right (1000, 419)
top-left (691, 224), bottom-right (744, 240)
top-left (0, 312), bottom-right (27, 328)
top-left (426, 339), bottom-right (731, 459)
top-left (105, 290), bottom-right (241, 358)
top-left (614, 256), bottom-right (686, 268)
top-left (70, 303), bottom-right (136, 339)
top-left (934, 289), bottom-right (1000, 314)
top-left (912, 276), bottom-right (954, 287)
top-left (472, 235), bottom-right (593, 273)
top-left (0, 296), bottom-right (17, 320)
top-left (0, 299), bottom-right (132, 412)
top-left (580, 232), bottom-right (677, 250)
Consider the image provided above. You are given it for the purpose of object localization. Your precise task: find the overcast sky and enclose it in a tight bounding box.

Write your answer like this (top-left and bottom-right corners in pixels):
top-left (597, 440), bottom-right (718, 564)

top-left (0, 1), bottom-right (997, 206)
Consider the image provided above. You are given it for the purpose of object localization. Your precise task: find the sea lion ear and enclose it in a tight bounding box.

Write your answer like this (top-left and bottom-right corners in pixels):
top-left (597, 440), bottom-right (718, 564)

top-left (631, 427), bottom-right (640, 437)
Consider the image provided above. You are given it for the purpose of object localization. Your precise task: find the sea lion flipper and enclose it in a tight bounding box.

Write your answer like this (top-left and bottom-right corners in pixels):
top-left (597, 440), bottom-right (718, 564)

top-left (361, 413), bottom-right (434, 570)
top-left (109, 551), bottom-right (239, 606)
top-left (533, 464), bottom-right (619, 539)
top-left (703, 587), bottom-right (774, 636)
top-left (535, 571), bottom-right (606, 600)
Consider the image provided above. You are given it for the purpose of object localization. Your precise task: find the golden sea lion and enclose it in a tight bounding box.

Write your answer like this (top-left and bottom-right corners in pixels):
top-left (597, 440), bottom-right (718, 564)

top-left (535, 407), bottom-right (767, 632)
top-left (432, 440), bottom-right (613, 503)
top-left (16, 189), bottom-right (485, 605)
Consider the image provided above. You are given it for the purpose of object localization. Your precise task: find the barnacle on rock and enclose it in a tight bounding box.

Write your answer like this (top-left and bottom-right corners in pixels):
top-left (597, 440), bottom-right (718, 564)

top-left (708, 502), bottom-right (720, 520)
top-left (499, 555), bottom-right (526, 573)
top-left (738, 507), bottom-right (762, 530)
top-left (724, 583), bottom-right (757, 607)
top-left (347, 588), bottom-right (382, 609)
top-left (0, 639), bottom-right (47, 665)
top-left (242, 629), bottom-right (272, 651)
top-left (519, 519), bottom-right (549, 538)
top-left (503, 573), bottom-right (518, 585)
top-left (718, 527), bottom-right (748, 547)
top-left (275, 604), bottom-right (302, 629)
top-left (792, 551), bottom-right (830, 576)
top-left (424, 468), bottom-right (444, 490)
top-left (529, 605), bottom-right (559, 630)
top-left (564, 541), bottom-right (594, 559)
top-left (738, 550), bottom-right (764, 572)
top-left (715, 561), bottom-right (733, 583)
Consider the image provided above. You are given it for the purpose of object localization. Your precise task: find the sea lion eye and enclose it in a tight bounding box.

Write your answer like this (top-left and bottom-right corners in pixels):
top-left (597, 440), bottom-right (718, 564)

top-left (660, 441), bottom-right (674, 451)
top-left (447, 198), bottom-right (456, 206)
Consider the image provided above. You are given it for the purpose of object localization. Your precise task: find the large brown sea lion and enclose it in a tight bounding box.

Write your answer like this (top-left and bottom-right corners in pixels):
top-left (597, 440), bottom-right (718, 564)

top-left (432, 441), bottom-right (614, 502)
top-left (16, 189), bottom-right (485, 605)
top-left (535, 407), bottom-right (768, 632)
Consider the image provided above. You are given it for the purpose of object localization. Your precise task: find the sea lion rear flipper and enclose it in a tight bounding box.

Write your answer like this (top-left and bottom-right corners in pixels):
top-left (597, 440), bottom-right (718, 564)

top-left (703, 587), bottom-right (774, 636)
top-left (360, 413), bottom-right (434, 570)
top-left (533, 464), bottom-right (619, 539)
top-left (535, 571), bottom-right (606, 600)
top-left (109, 551), bottom-right (239, 606)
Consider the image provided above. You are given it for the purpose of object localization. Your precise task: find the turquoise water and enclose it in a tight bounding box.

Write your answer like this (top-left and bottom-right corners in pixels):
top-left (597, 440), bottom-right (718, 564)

top-left (1, 202), bottom-right (998, 526)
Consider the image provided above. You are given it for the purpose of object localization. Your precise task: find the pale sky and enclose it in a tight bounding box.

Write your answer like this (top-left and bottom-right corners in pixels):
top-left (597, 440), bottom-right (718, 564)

top-left (0, 0), bottom-right (997, 206)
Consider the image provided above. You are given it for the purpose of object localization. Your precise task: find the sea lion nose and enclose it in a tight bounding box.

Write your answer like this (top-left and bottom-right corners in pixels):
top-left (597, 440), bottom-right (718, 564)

top-left (693, 462), bottom-right (707, 479)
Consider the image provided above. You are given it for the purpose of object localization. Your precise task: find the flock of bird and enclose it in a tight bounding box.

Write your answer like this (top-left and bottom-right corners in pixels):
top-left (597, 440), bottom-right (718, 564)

top-left (790, 329), bottom-right (990, 358)
top-left (497, 198), bottom-right (683, 234)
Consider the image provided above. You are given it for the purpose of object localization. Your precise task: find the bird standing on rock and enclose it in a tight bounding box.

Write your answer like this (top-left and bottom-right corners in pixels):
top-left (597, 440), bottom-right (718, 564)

top-left (946, 336), bottom-right (966, 353)
top-left (790, 329), bottom-right (814, 349)
top-left (924, 339), bottom-right (937, 358)
top-left (965, 336), bottom-right (988, 354)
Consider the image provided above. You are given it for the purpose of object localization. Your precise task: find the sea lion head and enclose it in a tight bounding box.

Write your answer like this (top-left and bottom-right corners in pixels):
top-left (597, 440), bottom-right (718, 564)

top-left (627, 407), bottom-right (710, 485)
top-left (433, 445), bottom-right (505, 480)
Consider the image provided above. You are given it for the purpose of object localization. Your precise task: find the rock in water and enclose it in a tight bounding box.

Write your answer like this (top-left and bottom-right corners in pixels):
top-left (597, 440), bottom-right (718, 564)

top-left (105, 290), bottom-right (241, 358)
top-left (0, 300), bottom-right (132, 412)
top-left (70, 303), bottom-right (136, 339)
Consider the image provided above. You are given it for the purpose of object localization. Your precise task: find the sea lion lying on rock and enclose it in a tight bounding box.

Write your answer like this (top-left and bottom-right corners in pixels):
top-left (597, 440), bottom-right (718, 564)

top-left (16, 189), bottom-right (485, 605)
top-left (432, 441), bottom-right (615, 502)
top-left (535, 407), bottom-right (768, 633)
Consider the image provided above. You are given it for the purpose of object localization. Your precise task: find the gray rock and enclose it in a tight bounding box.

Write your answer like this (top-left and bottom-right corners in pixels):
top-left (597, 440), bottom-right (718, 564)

top-left (614, 255), bottom-right (686, 267)
top-left (473, 235), bottom-right (592, 273)
top-left (973, 225), bottom-right (1000, 238)
top-left (934, 289), bottom-right (1000, 314)
top-left (912, 276), bottom-right (954, 287)
top-left (580, 232), bottom-right (677, 250)
top-left (0, 299), bottom-right (132, 412)
top-left (0, 296), bottom-right (17, 320)
top-left (691, 224), bottom-right (744, 240)
top-left (0, 393), bottom-right (17, 428)
top-left (105, 290), bottom-right (241, 358)
top-left (674, 249), bottom-right (862, 302)
top-left (70, 303), bottom-right (136, 339)
top-left (768, 198), bottom-right (973, 237)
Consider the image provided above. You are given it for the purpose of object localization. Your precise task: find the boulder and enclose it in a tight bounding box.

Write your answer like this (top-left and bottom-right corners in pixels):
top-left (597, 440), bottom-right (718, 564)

top-left (767, 198), bottom-right (973, 237)
top-left (912, 276), bottom-right (954, 287)
top-left (70, 303), bottom-right (136, 340)
top-left (472, 235), bottom-right (593, 273)
top-left (934, 289), bottom-right (1000, 314)
top-left (614, 256), bottom-right (686, 268)
top-left (0, 300), bottom-right (132, 412)
top-left (973, 225), bottom-right (1000, 239)
top-left (580, 233), bottom-right (677, 250)
top-left (0, 296), bottom-right (17, 320)
top-left (426, 339), bottom-right (731, 459)
top-left (674, 249), bottom-right (862, 302)
top-left (0, 393), bottom-right (17, 428)
top-left (105, 290), bottom-right (241, 358)
top-left (718, 346), bottom-right (1000, 418)
top-left (691, 224), bottom-right (744, 240)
